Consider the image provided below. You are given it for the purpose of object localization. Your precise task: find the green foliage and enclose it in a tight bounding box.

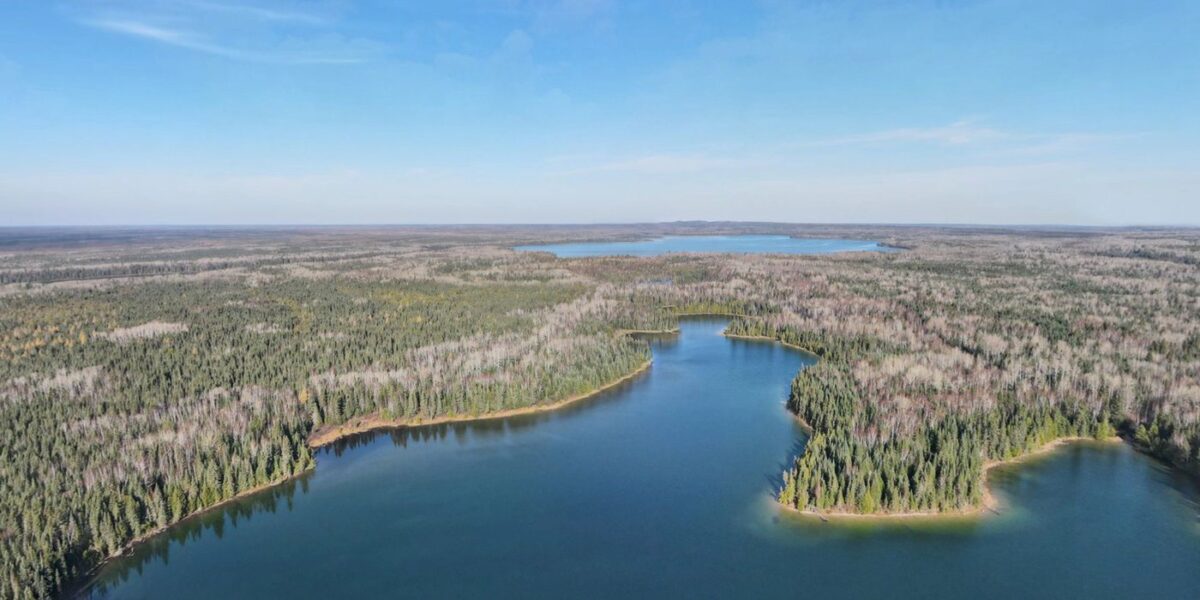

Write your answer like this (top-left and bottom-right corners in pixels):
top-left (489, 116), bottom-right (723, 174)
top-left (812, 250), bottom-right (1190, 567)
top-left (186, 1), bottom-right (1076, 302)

top-left (744, 320), bottom-right (1154, 514)
top-left (2, 225), bottom-right (1199, 597)
top-left (0, 271), bottom-right (651, 598)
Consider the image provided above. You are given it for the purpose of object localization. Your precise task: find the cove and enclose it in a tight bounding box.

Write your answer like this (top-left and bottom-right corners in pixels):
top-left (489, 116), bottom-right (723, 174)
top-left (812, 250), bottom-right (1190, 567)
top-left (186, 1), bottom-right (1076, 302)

top-left (81, 320), bottom-right (1200, 599)
top-left (514, 235), bottom-right (887, 257)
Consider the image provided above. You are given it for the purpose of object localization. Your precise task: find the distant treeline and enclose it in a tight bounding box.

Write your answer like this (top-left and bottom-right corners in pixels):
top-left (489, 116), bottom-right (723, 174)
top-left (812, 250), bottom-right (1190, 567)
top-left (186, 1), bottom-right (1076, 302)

top-left (0, 250), bottom-right (409, 285)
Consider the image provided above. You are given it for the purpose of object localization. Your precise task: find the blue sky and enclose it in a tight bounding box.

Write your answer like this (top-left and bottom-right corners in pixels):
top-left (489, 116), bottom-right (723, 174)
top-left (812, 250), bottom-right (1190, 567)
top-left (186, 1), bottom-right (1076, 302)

top-left (1, 0), bottom-right (1197, 225)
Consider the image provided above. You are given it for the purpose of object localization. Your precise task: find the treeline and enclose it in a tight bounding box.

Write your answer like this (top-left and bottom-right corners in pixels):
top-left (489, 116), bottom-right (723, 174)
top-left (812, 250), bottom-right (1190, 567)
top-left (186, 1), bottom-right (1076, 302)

top-left (1133, 414), bottom-right (1200, 479)
top-left (3, 227), bottom-right (1199, 597)
top-left (724, 318), bottom-right (893, 362)
top-left (306, 338), bottom-right (649, 427)
top-left (0, 263), bottom-right (655, 599)
top-left (0, 249), bottom-right (404, 285)
top-left (0, 385), bottom-right (312, 598)
top-left (560, 235), bottom-right (1200, 513)
top-left (728, 311), bottom-right (1176, 514)
top-left (775, 344), bottom-right (1116, 513)
top-left (1095, 246), bottom-right (1200, 268)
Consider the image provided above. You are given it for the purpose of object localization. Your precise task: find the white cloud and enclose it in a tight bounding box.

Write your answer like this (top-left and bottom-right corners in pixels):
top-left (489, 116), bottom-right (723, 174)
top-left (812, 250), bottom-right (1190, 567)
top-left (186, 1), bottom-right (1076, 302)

top-left (180, 1), bottom-right (328, 25)
top-left (85, 19), bottom-right (248, 60)
top-left (825, 119), bottom-right (1013, 146)
top-left (75, 2), bottom-right (381, 65)
top-left (796, 119), bottom-right (1137, 161)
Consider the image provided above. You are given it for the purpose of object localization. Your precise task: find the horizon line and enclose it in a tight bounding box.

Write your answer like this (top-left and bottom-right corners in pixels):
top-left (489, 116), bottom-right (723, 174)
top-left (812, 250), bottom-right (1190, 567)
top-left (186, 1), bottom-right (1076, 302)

top-left (2, 221), bottom-right (1199, 230)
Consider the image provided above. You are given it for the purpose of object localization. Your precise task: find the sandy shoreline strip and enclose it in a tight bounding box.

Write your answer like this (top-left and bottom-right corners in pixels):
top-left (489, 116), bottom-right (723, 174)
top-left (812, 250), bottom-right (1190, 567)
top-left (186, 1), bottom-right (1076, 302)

top-left (723, 333), bottom-right (820, 356)
top-left (306, 359), bottom-right (653, 448)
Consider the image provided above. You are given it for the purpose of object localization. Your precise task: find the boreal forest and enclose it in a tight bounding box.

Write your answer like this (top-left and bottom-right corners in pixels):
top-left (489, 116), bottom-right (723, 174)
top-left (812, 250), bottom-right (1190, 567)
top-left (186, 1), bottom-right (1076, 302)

top-left (1, 224), bottom-right (1197, 598)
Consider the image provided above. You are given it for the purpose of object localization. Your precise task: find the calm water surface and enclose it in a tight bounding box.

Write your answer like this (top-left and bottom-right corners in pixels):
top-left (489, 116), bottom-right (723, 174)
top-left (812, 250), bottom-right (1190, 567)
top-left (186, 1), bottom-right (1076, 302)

top-left (83, 320), bottom-right (1200, 599)
top-left (515, 235), bottom-right (886, 257)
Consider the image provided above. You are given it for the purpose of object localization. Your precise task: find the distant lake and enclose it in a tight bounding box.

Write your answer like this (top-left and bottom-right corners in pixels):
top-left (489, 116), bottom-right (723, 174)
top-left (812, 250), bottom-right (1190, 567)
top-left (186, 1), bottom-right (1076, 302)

top-left (515, 235), bottom-right (887, 257)
top-left (82, 320), bottom-right (1200, 599)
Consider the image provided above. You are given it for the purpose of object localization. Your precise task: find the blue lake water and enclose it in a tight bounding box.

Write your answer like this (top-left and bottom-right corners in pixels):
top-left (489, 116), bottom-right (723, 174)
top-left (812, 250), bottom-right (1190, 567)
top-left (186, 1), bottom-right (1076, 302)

top-left (82, 320), bottom-right (1200, 599)
top-left (514, 235), bottom-right (887, 257)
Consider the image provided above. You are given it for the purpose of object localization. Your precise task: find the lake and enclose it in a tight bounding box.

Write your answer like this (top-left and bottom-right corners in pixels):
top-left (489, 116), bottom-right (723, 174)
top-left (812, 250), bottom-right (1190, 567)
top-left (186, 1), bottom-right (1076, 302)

top-left (514, 235), bottom-right (887, 257)
top-left (81, 320), bottom-right (1200, 599)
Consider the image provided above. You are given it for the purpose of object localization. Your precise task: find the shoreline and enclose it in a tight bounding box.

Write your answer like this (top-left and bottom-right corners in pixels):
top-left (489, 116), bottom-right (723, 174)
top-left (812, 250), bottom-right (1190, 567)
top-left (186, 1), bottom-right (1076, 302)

top-left (613, 327), bottom-right (679, 337)
top-left (75, 355), bottom-right (655, 596)
top-left (65, 318), bottom-right (1153, 593)
top-left (785, 435), bottom-right (1124, 522)
top-left (70, 466), bottom-right (314, 597)
top-left (306, 359), bottom-right (653, 449)
top-left (725, 324), bottom-right (1124, 522)
top-left (722, 332), bottom-right (821, 356)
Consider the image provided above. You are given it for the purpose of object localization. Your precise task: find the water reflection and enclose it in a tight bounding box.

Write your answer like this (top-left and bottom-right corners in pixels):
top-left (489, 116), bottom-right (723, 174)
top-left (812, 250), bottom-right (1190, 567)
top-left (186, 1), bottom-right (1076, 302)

top-left (80, 472), bottom-right (313, 598)
top-left (79, 321), bottom-right (1200, 600)
top-left (322, 358), bottom-right (658, 458)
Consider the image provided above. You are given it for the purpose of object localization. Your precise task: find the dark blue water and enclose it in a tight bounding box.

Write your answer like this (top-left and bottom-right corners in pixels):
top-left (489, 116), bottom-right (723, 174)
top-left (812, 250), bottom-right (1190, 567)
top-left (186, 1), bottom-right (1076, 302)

top-left (82, 320), bottom-right (1200, 599)
top-left (514, 235), bottom-right (886, 257)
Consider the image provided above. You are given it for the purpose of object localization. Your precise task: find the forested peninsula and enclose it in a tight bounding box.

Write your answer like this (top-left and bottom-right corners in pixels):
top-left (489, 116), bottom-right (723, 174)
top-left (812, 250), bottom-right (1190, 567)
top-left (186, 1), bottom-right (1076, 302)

top-left (2, 224), bottom-right (1198, 599)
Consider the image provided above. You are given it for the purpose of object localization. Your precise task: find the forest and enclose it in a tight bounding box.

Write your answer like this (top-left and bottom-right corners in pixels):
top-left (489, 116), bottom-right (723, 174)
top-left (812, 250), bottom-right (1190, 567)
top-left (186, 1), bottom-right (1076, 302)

top-left (1, 224), bottom-right (1198, 598)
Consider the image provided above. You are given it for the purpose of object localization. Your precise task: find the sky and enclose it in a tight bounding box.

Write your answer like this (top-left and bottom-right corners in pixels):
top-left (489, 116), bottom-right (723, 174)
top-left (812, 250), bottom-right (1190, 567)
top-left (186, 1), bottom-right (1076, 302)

top-left (1, 0), bottom-right (1198, 226)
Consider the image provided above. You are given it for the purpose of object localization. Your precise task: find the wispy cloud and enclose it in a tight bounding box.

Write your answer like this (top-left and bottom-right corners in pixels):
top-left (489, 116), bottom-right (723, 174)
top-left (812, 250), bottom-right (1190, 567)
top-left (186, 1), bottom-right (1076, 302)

top-left (822, 119), bottom-right (1014, 146)
top-left (551, 118), bottom-right (1138, 180)
top-left (802, 119), bottom-right (1137, 157)
top-left (74, 2), bottom-right (380, 64)
top-left (86, 19), bottom-right (247, 60)
top-left (180, 1), bottom-right (327, 25)
top-left (85, 18), bottom-right (372, 64)
top-left (1003, 132), bottom-right (1143, 156)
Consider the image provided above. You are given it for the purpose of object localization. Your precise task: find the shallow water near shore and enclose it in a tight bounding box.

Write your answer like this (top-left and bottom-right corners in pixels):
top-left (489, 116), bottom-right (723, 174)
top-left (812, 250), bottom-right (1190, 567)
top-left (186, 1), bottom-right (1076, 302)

top-left (514, 235), bottom-right (886, 257)
top-left (82, 320), bottom-right (1200, 599)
